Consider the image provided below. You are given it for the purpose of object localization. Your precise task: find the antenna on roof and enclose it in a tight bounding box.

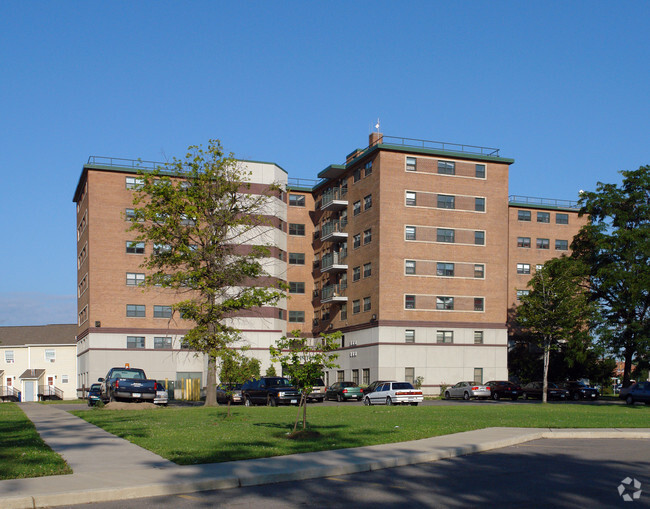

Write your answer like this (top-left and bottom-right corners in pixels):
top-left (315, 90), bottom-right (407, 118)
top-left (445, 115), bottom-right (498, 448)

top-left (375, 118), bottom-right (380, 132)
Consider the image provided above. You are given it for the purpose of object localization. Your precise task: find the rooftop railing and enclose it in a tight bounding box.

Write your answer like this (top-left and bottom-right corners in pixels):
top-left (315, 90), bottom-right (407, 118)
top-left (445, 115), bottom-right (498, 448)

top-left (509, 195), bottom-right (580, 209)
top-left (378, 136), bottom-right (502, 157)
top-left (87, 156), bottom-right (171, 171)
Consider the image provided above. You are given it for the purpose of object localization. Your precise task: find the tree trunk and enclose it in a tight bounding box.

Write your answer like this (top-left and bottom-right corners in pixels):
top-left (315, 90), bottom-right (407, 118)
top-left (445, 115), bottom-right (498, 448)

top-left (302, 393), bottom-right (307, 430)
top-left (542, 338), bottom-right (550, 404)
top-left (204, 354), bottom-right (218, 407)
top-left (623, 347), bottom-right (634, 388)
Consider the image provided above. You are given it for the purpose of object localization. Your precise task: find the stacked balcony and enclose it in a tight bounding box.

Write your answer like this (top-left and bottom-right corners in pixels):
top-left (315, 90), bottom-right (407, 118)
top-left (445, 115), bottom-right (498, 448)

top-left (321, 250), bottom-right (348, 274)
top-left (321, 187), bottom-right (348, 211)
top-left (321, 282), bottom-right (348, 303)
top-left (321, 218), bottom-right (348, 243)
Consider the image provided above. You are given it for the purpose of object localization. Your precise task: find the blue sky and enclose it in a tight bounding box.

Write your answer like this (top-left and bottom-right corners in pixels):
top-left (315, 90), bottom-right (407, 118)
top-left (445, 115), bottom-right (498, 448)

top-left (1, 1), bottom-right (649, 326)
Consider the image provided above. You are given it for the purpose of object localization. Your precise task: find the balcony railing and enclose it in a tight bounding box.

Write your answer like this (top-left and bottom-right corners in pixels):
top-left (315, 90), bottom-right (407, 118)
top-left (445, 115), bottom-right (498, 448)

top-left (321, 251), bottom-right (348, 272)
top-left (321, 187), bottom-right (349, 211)
top-left (321, 219), bottom-right (348, 240)
top-left (39, 385), bottom-right (64, 400)
top-left (321, 282), bottom-right (348, 303)
top-left (0, 386), bottom-right (21, 401)
top-left (509, 195), bottom-right (580, 210)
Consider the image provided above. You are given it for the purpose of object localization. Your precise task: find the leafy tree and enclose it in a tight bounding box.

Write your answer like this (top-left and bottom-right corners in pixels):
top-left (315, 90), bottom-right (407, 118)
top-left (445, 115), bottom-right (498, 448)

top-left (217, 347), bottom-right (260, 417)
top-left (265, 364), bottom-right (277, 377)
top-left (130, 140), bottom-right (286, 406)
top-left (270, 331), bottom-right (340, 433)
top-left (516, 256), bottom-right (595, 402)
top-left (572, 166), bottom-right (650, 387)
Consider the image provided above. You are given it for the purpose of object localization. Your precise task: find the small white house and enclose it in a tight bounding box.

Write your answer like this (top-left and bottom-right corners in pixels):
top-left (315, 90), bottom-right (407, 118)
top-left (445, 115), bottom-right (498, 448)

top-left (0, 324), bottom-right (77, 401)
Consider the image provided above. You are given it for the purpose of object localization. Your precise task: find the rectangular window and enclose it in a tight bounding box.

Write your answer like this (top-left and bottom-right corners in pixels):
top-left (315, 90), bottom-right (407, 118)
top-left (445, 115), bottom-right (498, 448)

top-left (353, 266), bottom-right (361, 281)
top-left (45, 349), bottom-right (55, 362)
top-left (289, 311), bottom-right (305, 323)
top-left (537, 238), bottom-right (550, 249)
top-left (436, 296), bottom-right (454, 310)
top-left (362, 368), bottom-right (370, 385)
top-left (353, 299), bottom-right (361, 314)
top-left (405, 295), bottom-right (416, 309)
top-left (438, 195), bottom-right (455, 209)
top-left (5, 350), bottom-right (14, 363)
top-left (126, 241), bottom-right (145, 254)
top-left (363, 296), bottom-right (371, 312)
top-left (363, 263), bottom-right (372, 278)
top-left (353, 201), bottom-right (361, 216)
top-left (437, 228), bottom-right (455, 243)
top-left (126, 304), bottom-right (146, 317)
top-left (353, 168), bottom-right (361, 183)
top-left (516, 289), bottom-right (530, 300)
top-left (127, 336), bottom-right (145, 349)
top-left (474, 298), bottom-right (484, 311)
top-left (438, 160), bottom-right (455, 175)
top-left (125, 208), bottom-right (138, 221)
top-left (474, 368), bottom-right (483, 384)
top-left (405, 226), bottom-right (416, 240)
top-left (406, 156), bottom-right (417, 171)
top-left (405, 367), bottom-right (415, 384)
top-left (517, 237), bottom-right (531, 248)
top-left (353, 233), bottom-right (361, 249)
top-left (154, 305), bottom-right (173, 318)
top-left (153, 243), bottom-right (172, 255)
top-left (289, 223), bottom-right (305, 236)
top-left (180, 214), bottom-right (195, 226)
top-left (126, 273), bottom-right (145, 286)
top-left (537, 212), bottom-right (550, 223)
top-left (475, 231), bottom-right (485, 245)
top-left (475, 197), bottom-right (485, 212)
top-left (517, 263), bottom-right (531, 275)
top-left (289, 253), bottom-right (305, 265)
top-left (437, 262), bottom-right (454, 277)
top-left (475, 164), bottom-right (486, 178)
top-left (352, 369), bottom-right (360, 385)
top-left (340, 304), bottom-right (347, 321)
top-left (154, 337), bottom-right (172, 349)
top-left (474, 331), bottom-right (484, 344)
top-left (406, 191), bottom-right (417, 206)
top-left (364, 160), bottom-right (373, 177)
top-left (555, 239), bottom-right (569, 250)
top-left (125, 176), bottom-right (144, 189)
top-left (405, 260), bottom-right (416, 275)
top-left (289, 282), bottom-right (305, 294)
top-left (405, 329), bottom-right (415, 343)
top-left (364, 194), bottom-right (372, 210)
top-left (556, 213), bottom-right (569, 224)
top-left (474, 264), bottom-right (485, 278)
top-left (278, 309), bottom-right (285, 320)
top-left (62, 375), bottom-right (69, 384)
top-left (518, 210), bottom-right (531, 221)
top-left (363, 229), bottom-right (372, 244)
top-left (337, 370), bottom-right (345, 382)
top-left (289, 194), bottom-right (305, 207)
top-left (436, 331), bottom-right (453, 343)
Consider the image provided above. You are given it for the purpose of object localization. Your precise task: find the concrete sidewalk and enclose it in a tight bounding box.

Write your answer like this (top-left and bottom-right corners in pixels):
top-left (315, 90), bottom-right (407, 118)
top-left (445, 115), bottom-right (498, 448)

top-left (2, 404), bottom-right (649, 509)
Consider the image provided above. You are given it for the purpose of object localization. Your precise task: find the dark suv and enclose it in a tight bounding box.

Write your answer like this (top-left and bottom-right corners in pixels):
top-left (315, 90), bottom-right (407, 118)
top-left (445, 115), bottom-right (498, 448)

top-left (241, 377), bottom-right (301, 406)
top-left (559, 381), bottom-right (599, 401)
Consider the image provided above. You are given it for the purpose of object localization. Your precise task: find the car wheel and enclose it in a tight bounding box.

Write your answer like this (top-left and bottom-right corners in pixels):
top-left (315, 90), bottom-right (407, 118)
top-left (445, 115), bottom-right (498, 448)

top-left (364, 396), bottom-right (371, 406)
top-left (492, 392), bottom-right (500, 401)
top-left (337, 394), bottom-right (343, 402)
top-left (386, 397), bottom-right (393, 406)
top-left (572, 392), bottom-right (580, 401)
top-left (511, 396), bottom-right (518, 401)
top-left (523, 392), bottom-right (528, 400)
top-left (626, 395), bottom-right (634, 405)
top-left (444, 391), bottom-right (451, 400)
top-left (267, 396), bottom-right (277, 407)
top-left (410, 402), bottom-right (418, 406)
top-left (244, 396), bottom-right (252, 407)
top-left (463, 392), bottom-right (470, 401)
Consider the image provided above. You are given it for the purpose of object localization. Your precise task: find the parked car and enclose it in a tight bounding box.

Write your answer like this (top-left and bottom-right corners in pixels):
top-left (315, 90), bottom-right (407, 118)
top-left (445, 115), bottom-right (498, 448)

top-left (216, 383), bottom-right (244, 404)
top-left (485, 380), bottom-right (521, 401)
top-left (98, 367), bottom-right (157, 403)
top-left (154, 381), bottom-right (169, 406)
top-left (621, 381), bottom-right (650, 405)
top-left (87, 383), bottom-right (102, 406)
top-left (364, 381), bottom-right (423, 406)
top-left (326, 382), bottom-right (364, 402)
top-left (559, 381), bottom-right (599, 401)
top-left (363, 380), bottom-right (395, 395)
top-left (444, 381), bottom-right (491, 400)
top-left (521, 382), bottom-right (569, 400)
top-left (305, 378), bottom-right (327, 403)
top-left (241, 377), bottom-right (301, 406)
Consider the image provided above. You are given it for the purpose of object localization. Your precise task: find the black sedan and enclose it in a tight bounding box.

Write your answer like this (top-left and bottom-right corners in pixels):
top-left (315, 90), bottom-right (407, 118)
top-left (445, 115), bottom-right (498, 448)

top-left (486, 380), bottom-right (521, 401)
top-left (622, 381), bottom-right (650, 405)
top-left (521, 382), bottom-right (569, 400)
top-left (559, 381), bottom-right (599, 401)
top-left (216, 383), bottom-right (243, 404)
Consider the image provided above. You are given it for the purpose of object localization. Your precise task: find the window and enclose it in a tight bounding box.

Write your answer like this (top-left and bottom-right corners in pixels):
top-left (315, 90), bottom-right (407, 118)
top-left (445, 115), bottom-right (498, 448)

top-left (364, 160), bottom-right (373, 177)
top-left (180, 214), bottom-right (195, 226)
top-left (278, 309), bottom-right (285, 320)
top-left (474, 298), bottom-right (484, 311)
top-left (438, 160), bottom-right (455, 175)
top-left (127, 336), bottom-right (145, 349)
top-left (537, 238), bottom-right (550, 249)
top-left (363, 296), bottom-right (371, 312)
top-left (337, 370), bottom-right (345, 382)
top-left (438, 195), bottom-right (455, 209)
top-left (436, 296), bottom-right (454, 310)
top-left (363, 229), bottom-right (372, 244)
top-left (340, 304), bottom-right (347, 321)
top-left (62, 375), bottom-right (69, 384)
top-left (353, 200), bottom-right (361, 216)
top-left (154, 305), bottom-right (173, 318)
top-left (517, 263), bottom-right (531, 275)
top-left (405, 295), bottom-right (416, 309)
top-left (405, 368), bottom-right (415, 384)
top-left (353, 266), bottom-right (361, 281)
top-left (5, 350), bottom-right (14, 363)
top-left (516, 289), bottom-right (530, 300)
top-left (353, 299), bottom-right (361, 314)
top-left (406, 156), bottom-right (417, 171)
top-left (289, 194), bottom-right (305, 207)
top-left (352, 369), bottom-right (360, 385)
top-left (436, 331), bottom-right (453, 343)
top-left (126, 304), bottom-right (145, 317)
top-left (437, 228), bottom-right (455, 243)
top-left (555, 239), bottom-right (569, 250)
top-left (363, 263), bottom-right (372, 278)
top-left (517, 237), bottom-right (531, 248)
top-left (474, 264), bottom-right (485, 278)
top-left (362, 368), bottom-right (370, 385)
top-left (405, 260), bottom-right (416, 274)
top-left (154, 337), bottom-right (172, 349)
top-left (405, 226), bottom-right (416, 240)
top-left (353, 233), bottom-right (361, 249)
top-left (353, 168), bottom-right (361, 182)
top-left (475, 164), bottom-right (486, 178)
top-left (475, 231), bottom-right (485, 245)
top-left (364, 194), bottom-right (372, 210)
top-left (154, 243), bottom-right (172, 255)
top-left (556, 213), bottom-right (569, 225)
top-left (474, 368), bottom-right (483, 384)
top-left (405, 329), bottom-right (415, 343)
top-left (289, 253), bottom-right (305, 265)
top-left (289, 311), bottom-right (305, 323)
top-left (437, 262), bottom-right (454, 277)
top-left (125, 208), bottom-right (138, 221)
top-left (518, 210), bottom-right (531, 222)
top-left (126, 241), bottom-right (145, 254)
top-left (125, 177), bottom-right (143, 189)
top-left (126, 273), bottom-right (145, 286)
top-left (45, 349), bottom-right (55, 362)
top-left (474, 331), bottom-right (484, 344)
top-left (537, 212), bottom-right (550, 223)
top-left (289, 282), bottom-right (305, 294)
top-left (406, 191), bottom-right (417, 206)
top-left (475, 198), bottom-right (485, 212)
top-left (289, 223), bottom-right (305, 236)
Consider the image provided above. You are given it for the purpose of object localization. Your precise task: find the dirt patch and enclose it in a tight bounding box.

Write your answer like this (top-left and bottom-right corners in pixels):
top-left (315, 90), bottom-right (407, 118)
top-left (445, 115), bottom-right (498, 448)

top-left (103, 402), bottom-right (159, 410)
top-left (286, 430), bottom-right (321, 440)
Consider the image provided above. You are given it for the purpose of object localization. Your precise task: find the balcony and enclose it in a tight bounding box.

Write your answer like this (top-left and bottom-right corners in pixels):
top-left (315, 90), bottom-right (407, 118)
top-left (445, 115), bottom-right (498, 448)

top-left (321, 283), bottom-right (348, 303)
top-left (321, 187), bottom-right (348, 211)
top-left (321, 251), bottom-right (348, 273)
top-left (321, 219), bottom-right (348, 242)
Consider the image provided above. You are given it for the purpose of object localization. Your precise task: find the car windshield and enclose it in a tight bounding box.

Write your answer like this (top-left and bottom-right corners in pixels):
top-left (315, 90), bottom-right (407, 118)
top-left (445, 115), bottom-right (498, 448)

top-left (266, 378), bottom-right (292, 387)
top-left (393, 382), bottom-right (414, 390)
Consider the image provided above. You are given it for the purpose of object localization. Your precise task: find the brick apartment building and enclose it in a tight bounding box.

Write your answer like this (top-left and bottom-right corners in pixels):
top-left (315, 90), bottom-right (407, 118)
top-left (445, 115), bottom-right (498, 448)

top-left (73, 133), bottom-right (586, 394)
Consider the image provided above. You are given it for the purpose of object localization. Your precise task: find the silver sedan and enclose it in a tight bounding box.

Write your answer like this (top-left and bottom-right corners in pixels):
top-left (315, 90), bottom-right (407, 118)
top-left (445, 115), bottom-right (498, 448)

top-left (444, 381), bottom-right (491, 400)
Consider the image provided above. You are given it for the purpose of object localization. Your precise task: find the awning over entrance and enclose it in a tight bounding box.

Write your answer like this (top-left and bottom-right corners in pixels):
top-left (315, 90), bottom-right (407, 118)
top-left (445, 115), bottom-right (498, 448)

top-left (19, 369), bottom-right (45, 380)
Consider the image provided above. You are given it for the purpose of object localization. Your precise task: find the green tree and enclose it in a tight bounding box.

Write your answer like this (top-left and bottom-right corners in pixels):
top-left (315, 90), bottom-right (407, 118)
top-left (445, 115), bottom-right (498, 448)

top-left (265, 364), bottom-right (277, 377)
top-left (572, 166), bottom-right (650, 387)
top-left (130, 140), bottom-right (286, 406)
top-left (270, 331), bottom-right (340, 433)
top-left (516, 256), bottom-right (595, 402)
top-left (218, 347), bottom-right (260, 416)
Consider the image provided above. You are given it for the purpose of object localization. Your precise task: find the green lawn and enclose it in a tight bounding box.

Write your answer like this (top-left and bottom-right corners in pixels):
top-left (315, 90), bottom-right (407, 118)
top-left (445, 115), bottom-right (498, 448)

top-left (0, 404), bottom-right (72, 480)
top-left (72, 403), bottom-right (650, 465)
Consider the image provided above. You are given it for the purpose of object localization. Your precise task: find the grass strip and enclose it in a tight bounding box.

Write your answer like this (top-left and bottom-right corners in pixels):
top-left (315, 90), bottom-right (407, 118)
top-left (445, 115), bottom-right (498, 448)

top-left (72, 403), bottom-right (649, 465)
top-left (0, 403), bottom-right (72, 479)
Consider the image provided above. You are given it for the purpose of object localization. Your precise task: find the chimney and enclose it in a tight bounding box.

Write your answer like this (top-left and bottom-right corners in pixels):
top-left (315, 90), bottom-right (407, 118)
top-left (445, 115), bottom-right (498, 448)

top-left (369, 132), bottom-right (383, 147)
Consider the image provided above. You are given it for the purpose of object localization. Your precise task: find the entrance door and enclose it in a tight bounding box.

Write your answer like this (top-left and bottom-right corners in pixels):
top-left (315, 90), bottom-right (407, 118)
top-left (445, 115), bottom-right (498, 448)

top-left (24, 381), bottom-right (36, 402)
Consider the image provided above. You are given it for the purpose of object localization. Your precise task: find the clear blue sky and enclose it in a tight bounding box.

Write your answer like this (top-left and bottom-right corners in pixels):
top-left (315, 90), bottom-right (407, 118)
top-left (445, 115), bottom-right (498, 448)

top-left (1, 1), bottom-right (649, 326)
